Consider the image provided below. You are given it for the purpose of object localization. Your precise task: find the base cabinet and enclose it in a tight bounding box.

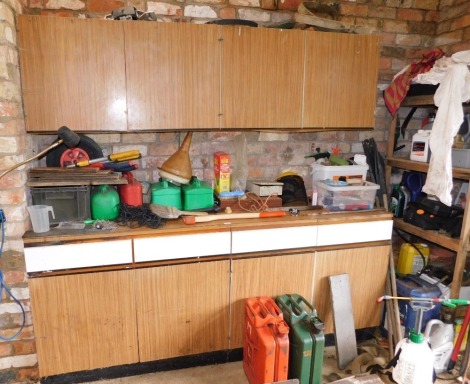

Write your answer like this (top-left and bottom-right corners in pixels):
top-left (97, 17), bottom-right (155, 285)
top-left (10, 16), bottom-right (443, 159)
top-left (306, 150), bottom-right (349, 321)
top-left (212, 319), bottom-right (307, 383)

top-left (230, 252), bottom-right (315, 348)
top-left (313, 245), bottom-right (390, 334)
top-left (29, 270), bottom-right (138, 377)
top-left (27, 240), bottom-right (390, 376)
top-left (135, 261), bottom-right (231, 361)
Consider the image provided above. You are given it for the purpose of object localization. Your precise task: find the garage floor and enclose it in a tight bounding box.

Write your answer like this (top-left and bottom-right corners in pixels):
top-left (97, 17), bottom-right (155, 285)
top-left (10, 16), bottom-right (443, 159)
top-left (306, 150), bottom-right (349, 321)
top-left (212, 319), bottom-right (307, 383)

top-left (79, 345), bottom-right (463, 384)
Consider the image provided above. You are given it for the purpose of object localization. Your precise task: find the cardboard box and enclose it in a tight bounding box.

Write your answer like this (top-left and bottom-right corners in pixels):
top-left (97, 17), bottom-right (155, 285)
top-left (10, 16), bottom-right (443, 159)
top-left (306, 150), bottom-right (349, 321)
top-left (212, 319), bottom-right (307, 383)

top-left (214, 152), bottom-right (230, 194)
top-left (246, 181), bottom-right (283, 197)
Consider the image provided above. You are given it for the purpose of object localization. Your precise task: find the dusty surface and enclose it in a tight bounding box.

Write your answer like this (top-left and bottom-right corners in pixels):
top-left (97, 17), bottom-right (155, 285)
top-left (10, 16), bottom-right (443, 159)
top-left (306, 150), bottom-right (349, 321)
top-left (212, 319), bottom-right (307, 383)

top-left (78, 345), bottom-right (462, 384)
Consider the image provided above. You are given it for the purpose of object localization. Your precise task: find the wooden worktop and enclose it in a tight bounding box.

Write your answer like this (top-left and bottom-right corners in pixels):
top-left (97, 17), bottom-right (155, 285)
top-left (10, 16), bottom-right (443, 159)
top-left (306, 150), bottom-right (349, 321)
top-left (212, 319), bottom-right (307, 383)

top-left (23, 208), bottom-right (392, 246)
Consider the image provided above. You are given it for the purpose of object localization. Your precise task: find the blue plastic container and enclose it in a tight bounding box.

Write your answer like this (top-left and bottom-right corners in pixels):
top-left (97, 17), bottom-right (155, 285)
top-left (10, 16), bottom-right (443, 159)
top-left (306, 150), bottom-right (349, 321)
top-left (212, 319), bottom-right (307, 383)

top-left (396, 274), bottom-right (442, 335)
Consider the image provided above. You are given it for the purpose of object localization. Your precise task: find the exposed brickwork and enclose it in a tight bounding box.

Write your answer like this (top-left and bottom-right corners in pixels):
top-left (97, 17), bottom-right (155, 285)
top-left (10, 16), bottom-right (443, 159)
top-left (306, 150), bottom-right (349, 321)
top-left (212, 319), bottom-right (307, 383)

top-left (1, 0), bottom-right (469, 383)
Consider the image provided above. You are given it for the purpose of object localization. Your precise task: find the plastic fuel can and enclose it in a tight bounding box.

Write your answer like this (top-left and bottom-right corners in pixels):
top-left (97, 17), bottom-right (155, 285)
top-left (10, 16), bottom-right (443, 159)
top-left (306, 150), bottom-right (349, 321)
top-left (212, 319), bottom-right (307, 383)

top-left (91, 184), bottom-right (120, 220)
top-left (397, 243), bottom-right (429, 275)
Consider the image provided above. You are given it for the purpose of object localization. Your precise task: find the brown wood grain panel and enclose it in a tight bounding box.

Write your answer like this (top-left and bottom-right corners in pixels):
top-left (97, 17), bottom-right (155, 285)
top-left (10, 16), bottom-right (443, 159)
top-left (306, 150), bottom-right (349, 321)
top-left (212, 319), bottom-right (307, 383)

top-left (221, 27), bottom-right (304, 129)
top-left (29, 270), bottom-right (138, 376)
top-left (313, 245), bottom-right (390, 334)
top-left (230, 253), bottom-right (314, 348)
top-left (135, 261), bottom-right (230, 361)
top-left (124, 22), bottom-right (220, 130)
top-left (18, 16), bottom-right (127, 132)
top-left (304, 32), bottom-right (380, 129)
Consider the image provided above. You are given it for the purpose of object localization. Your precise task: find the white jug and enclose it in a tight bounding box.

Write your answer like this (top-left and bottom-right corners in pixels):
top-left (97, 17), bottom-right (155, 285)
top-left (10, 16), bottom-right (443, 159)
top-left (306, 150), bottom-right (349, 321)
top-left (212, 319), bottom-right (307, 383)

top-left (424, 318), bottom-right (454, 373)
top-left (27, 205), bottom-right (55, 233)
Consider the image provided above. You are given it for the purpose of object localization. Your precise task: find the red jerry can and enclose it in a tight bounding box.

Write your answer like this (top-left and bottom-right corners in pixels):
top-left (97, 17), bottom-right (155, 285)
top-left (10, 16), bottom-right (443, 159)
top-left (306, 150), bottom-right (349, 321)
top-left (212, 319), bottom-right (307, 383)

top-left (243, 296), bottom-right (290, 384)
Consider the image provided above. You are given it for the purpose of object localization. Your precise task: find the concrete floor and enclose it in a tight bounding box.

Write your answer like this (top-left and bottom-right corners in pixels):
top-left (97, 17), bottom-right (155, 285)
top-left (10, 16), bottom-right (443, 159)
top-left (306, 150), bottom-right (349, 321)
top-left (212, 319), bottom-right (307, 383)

top-left (77, 345), bottom-right (463, 384)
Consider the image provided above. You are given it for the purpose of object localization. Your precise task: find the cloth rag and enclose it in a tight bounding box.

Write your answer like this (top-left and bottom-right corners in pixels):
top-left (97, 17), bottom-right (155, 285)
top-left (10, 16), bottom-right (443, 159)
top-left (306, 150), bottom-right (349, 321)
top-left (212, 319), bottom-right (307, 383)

top-left (383, 49), bottom-right (445, 116)
top-left (422, 50), bottom-right (470, 205)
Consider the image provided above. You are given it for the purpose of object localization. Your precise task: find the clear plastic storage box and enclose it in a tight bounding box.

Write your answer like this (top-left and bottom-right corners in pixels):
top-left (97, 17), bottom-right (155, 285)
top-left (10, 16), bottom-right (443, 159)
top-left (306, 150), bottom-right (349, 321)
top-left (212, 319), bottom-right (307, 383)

top-left (316, 180), bottom-right (379, 211)
top-left (31, 186), bottom-right (91, 224)
top-left (311, 163), bottom-right (369, 184)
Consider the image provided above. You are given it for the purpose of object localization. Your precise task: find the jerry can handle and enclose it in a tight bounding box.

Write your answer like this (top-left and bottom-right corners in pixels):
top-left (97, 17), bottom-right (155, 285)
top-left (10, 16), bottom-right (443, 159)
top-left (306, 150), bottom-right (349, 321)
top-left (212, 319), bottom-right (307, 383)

top-left (311, 316), bottom-right (325, 333)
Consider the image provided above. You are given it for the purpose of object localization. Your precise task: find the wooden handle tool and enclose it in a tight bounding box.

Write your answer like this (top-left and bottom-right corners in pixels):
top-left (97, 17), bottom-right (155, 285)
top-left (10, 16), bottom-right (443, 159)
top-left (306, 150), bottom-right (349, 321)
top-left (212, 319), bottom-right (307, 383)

top-left (182, 210), bottom-right (286, 224)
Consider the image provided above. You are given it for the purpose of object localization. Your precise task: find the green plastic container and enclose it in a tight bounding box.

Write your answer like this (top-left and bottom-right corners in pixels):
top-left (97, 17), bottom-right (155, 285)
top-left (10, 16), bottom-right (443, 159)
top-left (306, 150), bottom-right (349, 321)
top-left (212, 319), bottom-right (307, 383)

top-left (150, 179), bottom-right (182, 209)
top-left (181, 176), bottom-right (214, 211)
top-left (275, 294), bottom-right (325, 384)
top-left (91, 184), bottom-right (120, 220)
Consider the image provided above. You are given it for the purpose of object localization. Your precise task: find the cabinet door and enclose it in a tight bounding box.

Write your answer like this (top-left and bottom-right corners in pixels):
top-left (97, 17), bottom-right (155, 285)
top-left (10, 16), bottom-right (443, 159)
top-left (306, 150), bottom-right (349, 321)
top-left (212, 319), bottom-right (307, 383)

top-left (303, 32), bottom-right (380, 129)
top-left (313, 245), bottom-right (389, 334)
top-left (135, 260), bottom-right (230, 361)
top-left (125, 23), bottom-right (220, 130)
top-left (221, 27), bottom-right (304, 129)
top-left (29, 270), bottom-right (138, 376)
top-left (230, 253), bottom-right (314, 348)
top-left (18, 16), bottom-right (127, 132)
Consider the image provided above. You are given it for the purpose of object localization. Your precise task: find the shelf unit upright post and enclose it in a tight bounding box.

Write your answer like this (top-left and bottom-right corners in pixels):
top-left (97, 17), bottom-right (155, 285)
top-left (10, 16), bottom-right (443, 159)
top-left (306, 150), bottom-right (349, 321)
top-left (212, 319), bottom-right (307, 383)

top-left (385, 94), bottom-right (470, 298)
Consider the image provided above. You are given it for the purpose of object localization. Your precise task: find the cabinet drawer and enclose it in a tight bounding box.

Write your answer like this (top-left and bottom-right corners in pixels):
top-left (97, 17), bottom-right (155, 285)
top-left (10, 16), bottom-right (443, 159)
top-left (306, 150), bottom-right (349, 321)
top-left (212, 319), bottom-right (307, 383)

top-left (133, 232), bottom-right (231, 262)
top-left (24, 239), bottom-right (133, 272)
top-left (317, 220), bottom-right (393, 246)
top-left (231, 226), bottom-right (318, 254)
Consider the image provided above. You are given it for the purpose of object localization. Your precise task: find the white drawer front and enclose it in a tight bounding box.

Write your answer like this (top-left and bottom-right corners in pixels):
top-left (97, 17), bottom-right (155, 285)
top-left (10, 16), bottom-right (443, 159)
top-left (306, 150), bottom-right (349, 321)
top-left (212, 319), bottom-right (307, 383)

top-left (317, 220), bottom-right (393, 246)
top-left (133, 232), bottom-right (231, 262)
top-left (24, 239), bottom-right (133, 272)
top-left (231, 226), bottom-right (318, 254)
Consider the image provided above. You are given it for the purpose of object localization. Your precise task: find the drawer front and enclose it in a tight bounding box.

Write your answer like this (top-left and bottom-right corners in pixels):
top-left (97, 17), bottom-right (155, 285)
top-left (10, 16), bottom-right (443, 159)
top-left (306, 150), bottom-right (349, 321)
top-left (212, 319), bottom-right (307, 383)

top-left (133, 232), bottom-right (231, 262)
top-left (231, 226), bottom-right (318, 254)
top-left (316, 220), bottom-right (393, 246)
top-left (24, 239), bottom-right (133, 272)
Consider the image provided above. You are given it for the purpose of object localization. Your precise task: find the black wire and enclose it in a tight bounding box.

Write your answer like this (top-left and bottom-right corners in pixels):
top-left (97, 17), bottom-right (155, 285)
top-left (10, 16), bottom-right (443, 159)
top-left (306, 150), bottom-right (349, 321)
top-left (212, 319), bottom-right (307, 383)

top-left (117, 203), bottom-right (166, 229)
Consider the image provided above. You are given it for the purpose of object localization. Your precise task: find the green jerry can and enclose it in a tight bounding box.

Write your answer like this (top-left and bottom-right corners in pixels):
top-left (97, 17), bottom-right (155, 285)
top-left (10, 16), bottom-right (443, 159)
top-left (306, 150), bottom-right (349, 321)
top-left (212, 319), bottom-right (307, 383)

top-left (275, 294), bottom-right (325, 384)
top-left (181, 176), bottom-right (214, 211)
top-left (150, 179), bottom-right (182, 210)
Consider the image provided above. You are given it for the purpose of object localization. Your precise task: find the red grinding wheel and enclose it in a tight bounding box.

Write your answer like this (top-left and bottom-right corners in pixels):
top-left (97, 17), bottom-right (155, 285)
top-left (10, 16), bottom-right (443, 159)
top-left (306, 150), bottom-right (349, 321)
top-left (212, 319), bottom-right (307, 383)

top-left (46, 134), bottom-right (104, 167)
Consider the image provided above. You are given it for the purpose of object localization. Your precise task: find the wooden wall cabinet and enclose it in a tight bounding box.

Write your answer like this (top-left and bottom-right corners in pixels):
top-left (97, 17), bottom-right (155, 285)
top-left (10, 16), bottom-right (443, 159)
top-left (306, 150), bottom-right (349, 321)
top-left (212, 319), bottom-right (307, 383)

top-left (124, 22), bottom-right (220, 130)
top-left (18, 15), bottom-right (380, 132)
top-left (18, 16), bottom-right (128, 132)
top-left (220, 27), bottom-right (305, 129)
top-left (29, 270), bottom-right (138, 377)
top-left (303, 32), bottom-right (380, 129)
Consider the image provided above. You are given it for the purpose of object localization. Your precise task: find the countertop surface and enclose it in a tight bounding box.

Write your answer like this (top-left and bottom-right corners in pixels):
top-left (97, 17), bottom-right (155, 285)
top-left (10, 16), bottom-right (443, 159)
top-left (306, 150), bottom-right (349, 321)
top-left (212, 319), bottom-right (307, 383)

top-left (23, 208), bottom-right (392, 246)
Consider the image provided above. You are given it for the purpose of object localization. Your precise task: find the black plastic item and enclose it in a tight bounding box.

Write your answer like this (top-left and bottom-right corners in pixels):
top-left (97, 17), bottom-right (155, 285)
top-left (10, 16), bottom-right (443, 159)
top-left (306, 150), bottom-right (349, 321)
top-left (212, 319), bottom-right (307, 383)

top-left (403, 202), bottom-right (443, 230)
top-left (276, 174), bottom-right (308, 206)
top-left (205, 19), bottom-right (258, 27)
top-left (46, 134), bottom-right (103, 167)
top-left (407, 83), bottom-right (439, 96)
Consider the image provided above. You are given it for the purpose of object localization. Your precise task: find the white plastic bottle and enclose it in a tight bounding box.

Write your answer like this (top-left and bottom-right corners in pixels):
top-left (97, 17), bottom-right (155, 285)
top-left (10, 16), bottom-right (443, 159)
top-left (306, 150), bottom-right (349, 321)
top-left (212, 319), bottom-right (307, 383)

top-left (424, 318), bottom-right (454, 373)
top-left (392, 332), bottom-right (434, 384)
top-left (410, 130), bottom-right (432, 162)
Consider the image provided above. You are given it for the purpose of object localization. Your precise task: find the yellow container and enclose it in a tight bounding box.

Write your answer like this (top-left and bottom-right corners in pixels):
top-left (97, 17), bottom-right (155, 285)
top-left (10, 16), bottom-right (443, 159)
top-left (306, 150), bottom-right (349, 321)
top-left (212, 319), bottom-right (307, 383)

top-left (397, 243), bottom-right (430, 275)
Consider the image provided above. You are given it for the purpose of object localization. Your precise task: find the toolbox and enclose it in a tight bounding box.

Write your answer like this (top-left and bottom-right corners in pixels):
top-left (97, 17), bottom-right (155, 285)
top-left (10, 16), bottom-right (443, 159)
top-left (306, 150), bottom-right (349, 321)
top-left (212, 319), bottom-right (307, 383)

top-left (275, 294), bottom-right (325, 384)
top-left (396, 274), bottom-right (442, 334)
top-left (243, 296), bottom-right (290, 384)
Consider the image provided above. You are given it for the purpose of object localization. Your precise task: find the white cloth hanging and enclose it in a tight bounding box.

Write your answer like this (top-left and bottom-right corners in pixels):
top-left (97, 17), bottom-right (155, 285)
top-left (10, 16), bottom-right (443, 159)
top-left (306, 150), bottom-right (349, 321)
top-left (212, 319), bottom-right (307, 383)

top-left (421, 50), bottom-right (470, 206)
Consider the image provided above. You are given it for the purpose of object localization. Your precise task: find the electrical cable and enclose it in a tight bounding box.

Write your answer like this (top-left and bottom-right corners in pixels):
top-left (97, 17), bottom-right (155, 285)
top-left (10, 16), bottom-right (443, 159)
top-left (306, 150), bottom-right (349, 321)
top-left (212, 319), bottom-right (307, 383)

top-left (0, 209), bottom-right (26, 341)
top-left (116, 203), bottom-right (166, 229)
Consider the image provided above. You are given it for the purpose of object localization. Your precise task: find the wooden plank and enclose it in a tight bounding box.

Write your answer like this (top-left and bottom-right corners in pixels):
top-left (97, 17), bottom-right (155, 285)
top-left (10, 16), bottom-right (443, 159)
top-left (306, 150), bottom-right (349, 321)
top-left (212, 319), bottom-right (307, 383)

top-left (329, 273), bottom-right (358, 369)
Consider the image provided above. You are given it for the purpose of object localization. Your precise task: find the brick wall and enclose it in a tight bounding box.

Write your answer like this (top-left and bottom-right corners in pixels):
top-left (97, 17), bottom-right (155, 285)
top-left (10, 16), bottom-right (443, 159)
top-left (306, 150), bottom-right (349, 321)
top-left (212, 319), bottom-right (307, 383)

top-left (0, 0), bottom-right (40, 383)
top-left (0, 0), bottom-right (468, 382)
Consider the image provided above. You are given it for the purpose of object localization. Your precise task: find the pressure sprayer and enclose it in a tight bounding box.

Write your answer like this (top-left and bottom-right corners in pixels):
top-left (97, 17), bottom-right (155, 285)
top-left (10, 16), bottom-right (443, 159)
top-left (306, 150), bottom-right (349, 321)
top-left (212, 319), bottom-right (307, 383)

top-left (378, 296), bottom-right (470, 383)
